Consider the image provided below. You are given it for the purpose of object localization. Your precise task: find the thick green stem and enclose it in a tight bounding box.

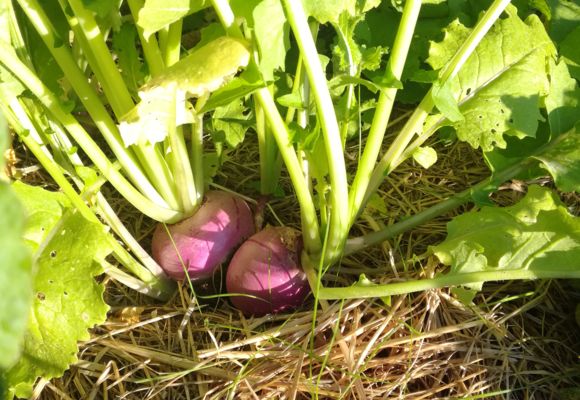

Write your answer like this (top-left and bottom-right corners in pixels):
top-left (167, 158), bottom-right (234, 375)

top-left (363, 0), bottom-right (512, 208)
top-left (318, 269), bottom-right (580, 300)
top-left (127, 0), bottom-right (165, 76)
top-left (15, 0), bottom-right (171, 207)
top-left (345, 159), bottom-right (534, 255)
top-left (348, 0), bottom-right (422, 225)
top-left (163, 20), bottom-right (183, 66)
top-left (63, 0), bottom-right (180, 211)
top-left (7, 105), bottom-right (173, 298)
top-left (190, 112), bottom-right (205, 203)
top-left (282, 0), bottom-right (349, 263)
top-left (0, 47), bottom-right (182, 222)
top-left (255, 89), bottom-right (321, 254)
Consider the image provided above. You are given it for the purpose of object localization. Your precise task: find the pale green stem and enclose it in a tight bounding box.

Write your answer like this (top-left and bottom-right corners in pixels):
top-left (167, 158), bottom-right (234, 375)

top-left (127, 0), bottom-right (165, 76)
top-left (345, 158), bottom-right (533, 255)
top-left (15, 0), bottom-right (170, 207)
top-left (64, 0), bottom-right (180, 211)
top-left (318, 269), bottom-right (580, 300)
top-left (190, 113), bottom-right (205, 204)
top-left (0, 48), bottom-right (182, 222)
top-left (6, 103), bottom-right (173, 297)
top-left (163, 20), bottom-right (183, 66)
top-left (282, 0), bottom-right (349, 263)
top-left (362, 0), bottom-right (512, 208)
top-left (255, 89), bottom-right (322, 254)
top-left (348, 0), bottom-right (422, 225)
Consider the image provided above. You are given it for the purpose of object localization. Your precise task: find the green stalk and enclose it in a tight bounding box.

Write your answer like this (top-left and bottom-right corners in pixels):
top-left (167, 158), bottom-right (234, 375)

top-left (210, 0), bottom-right (321, 252)
top-left (348, 0), bottom-right (422, 225)
top-left (190, 112), bottom-right (205, 203)
top-left (11, 97), bottom-right (173, 292)
top-left (282, 0), bottom-right (349, 262)
top-left (163, 20), bottom-right (183, 66)
top-left (344, 159), bottom-right (535, 255)
top-left (363, 0), bottom-right (512, 207)
top-left (166, 91), bottom-right (198, 215)
top-left (255, 89), bottom-right (322, 254)
top-left (5, 103), bottom-right (173, 298)
top-left (255, 98), bottom-right (271, 195)
top-left (0, 47), bottom-right (182, 222)
top-left (127, 0), bottom-right (165, 76)
top-left (62, 0), bottom-right (181, 211)
top-left (15, 0), bottom-right (168, 207)
top-left (318, 269), bottom-right (580, 300)
top-left (210, 0), bottom-right (243, 39)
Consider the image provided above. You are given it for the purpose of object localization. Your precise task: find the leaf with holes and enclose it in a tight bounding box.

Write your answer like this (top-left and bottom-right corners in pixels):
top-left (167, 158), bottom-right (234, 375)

top-left (433, 185), bottom-right (580, 302)
top-left (427, 6), bottom-right (555, 151)
top-left (5, 183), bottom-right (111, 398)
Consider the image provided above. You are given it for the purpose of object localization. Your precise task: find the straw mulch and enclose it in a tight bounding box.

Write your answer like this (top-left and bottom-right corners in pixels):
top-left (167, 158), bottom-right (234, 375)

top-left (10, 117), bottom-right (580, 399)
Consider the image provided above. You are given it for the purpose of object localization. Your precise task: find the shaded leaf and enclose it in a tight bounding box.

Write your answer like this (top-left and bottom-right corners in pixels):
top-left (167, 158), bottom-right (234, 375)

top-left (533, 126), bottom-right (580, 192)
top-left (253, 0), bottom-right (289, 82)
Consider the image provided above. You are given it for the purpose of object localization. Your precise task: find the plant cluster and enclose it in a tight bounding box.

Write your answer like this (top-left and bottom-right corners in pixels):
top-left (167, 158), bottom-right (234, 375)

top-left (1, 0), bottom-right (579, 397)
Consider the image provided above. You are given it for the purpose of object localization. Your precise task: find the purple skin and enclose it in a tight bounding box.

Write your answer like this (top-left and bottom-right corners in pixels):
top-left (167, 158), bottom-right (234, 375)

top-left (152, 191), bottom-right (255, 280)
top-left (226, 226), bottom-right (310, 316)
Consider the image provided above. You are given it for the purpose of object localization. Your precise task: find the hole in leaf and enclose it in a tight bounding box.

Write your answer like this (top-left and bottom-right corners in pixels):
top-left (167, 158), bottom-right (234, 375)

top-left (509, 118), bottom-right (514, 123)
top-left (50, 250), bottom-right (57, 258)
top-left (500, 109), bottom-right (505, 114)
top-left (64, 291), bottom-right (69, 296)
top-left (48, 280), bottom-right (53, 284)
top-left (478, 115), bottom-right (482, 119)
top-left (466, 88), bottom-right (472, 95)
top-left (491, 129), bottom-right (497, 133)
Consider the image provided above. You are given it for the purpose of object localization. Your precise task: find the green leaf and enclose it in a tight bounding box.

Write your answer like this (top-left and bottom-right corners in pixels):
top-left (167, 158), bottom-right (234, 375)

top-left (533, 126), bottom-right (580, 193)
top-left (6, 184), bottom-right (111, 396)
top-left (0, 123), bottom-right (33, 372)
top-left (253, 0), bottom-right (289, 82)
top-left (119, 37), bottom-right (250, 146)
top-left (112, 23), bottom-right (146, 98)
top-left (302, 0), bottom-right (355, 24)
top-left (202, 74), bottom-right (263, 113)
top-left (211, 99), bottom-right (250, 148)
top-left (545, 59), bottom-right (580, 136)
top-left (433, 185), bottom-right (580, 298)
top-left (427, 8), bottom-right (555, 151)
top-left (137, 0), bottom-right (208, 39)
top-left (559, 25), bottom-right (580, 81)
top-left (81, 0), bottom-right (117, 18)
top-left (431, 80), bottom-right (463, 122)
top-left (546, 0), bottom-right (580, 43)
top-left (412, 146), bottom-right (438, 169)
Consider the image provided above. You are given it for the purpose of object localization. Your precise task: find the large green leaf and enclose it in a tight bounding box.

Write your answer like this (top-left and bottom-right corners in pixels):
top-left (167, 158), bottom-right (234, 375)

top-left (0, 122), bottom-right (32, 373)
top-left (433, 185), bottom-right (580, 300)
top-left (427, 6), bottom-right (555, 151)
top-left (6, 183), bottom-right (111, 398)
top-left (118, 36), bottom-right (250, 146)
